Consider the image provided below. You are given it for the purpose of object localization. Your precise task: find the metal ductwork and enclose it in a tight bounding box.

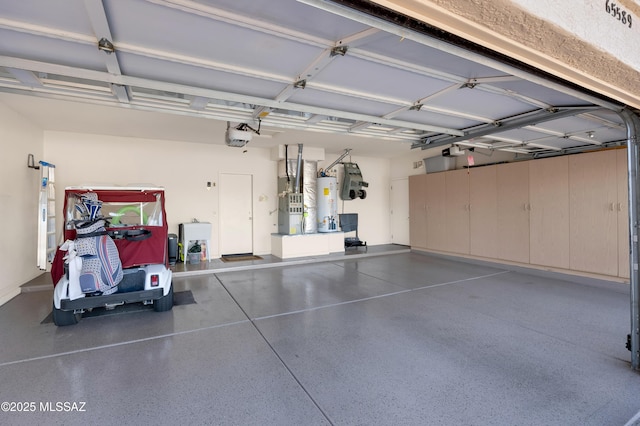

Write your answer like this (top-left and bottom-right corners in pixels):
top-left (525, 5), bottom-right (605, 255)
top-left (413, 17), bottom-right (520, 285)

top-left (294, 144), bottom-right (303, 193)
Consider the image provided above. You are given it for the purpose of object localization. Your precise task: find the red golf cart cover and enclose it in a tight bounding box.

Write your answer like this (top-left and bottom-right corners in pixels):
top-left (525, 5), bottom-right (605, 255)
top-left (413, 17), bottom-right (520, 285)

top-left (52, 187), bottom-right (168, 285)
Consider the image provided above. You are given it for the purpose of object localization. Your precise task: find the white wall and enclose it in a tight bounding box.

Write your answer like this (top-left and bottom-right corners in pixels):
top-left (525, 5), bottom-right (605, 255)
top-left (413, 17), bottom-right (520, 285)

top-left (0, 101), bottom-right (44, 305)
top-left (43, 131), bottom-right (278, 258)
top-left (44, 132), bottom-right (395, 257)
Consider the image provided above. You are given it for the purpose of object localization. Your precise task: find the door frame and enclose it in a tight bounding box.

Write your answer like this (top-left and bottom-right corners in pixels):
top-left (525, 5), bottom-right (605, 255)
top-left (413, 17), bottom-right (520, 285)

top-left (219, 172), bottom-right (254, 255)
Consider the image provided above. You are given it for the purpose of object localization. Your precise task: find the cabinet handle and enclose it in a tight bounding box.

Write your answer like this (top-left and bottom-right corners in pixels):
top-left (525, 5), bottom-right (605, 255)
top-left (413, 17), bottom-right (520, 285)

top-left (617, 202), bottom-right (622, 212)
top-left (610, 202), bottom-right (615, 211)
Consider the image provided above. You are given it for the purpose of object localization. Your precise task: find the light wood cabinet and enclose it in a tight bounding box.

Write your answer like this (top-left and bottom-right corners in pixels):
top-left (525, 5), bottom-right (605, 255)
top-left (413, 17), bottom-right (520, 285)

top-left (569, 150), bottom-right (618, 276)
top-left (469, 165), bottom-right (498, 259)
top-left (497, 162), bottom-right (530, 264)
top-left (618, 149), bottom-right (630, 279)
top-left (426, 172), bottom-right (447, 251)
top-left (409, 174), bottom-right (427, 249)
top-left (445, 169), bottom-right (470, 254)
top-left (407, 148), bottom-right (630, 280)
top-left (529, 156), bottom-right (570, 269)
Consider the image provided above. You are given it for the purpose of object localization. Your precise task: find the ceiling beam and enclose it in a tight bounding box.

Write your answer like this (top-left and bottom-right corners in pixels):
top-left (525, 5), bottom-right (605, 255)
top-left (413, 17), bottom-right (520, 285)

top-left (83, 0), bottom-right (120, 75)
top-left (0, 17), bottom-right (94, 45)
top-left (0, 56), bottom-right (464, 136)
top-left (349, 82), bottom-right (472, 132)
top-left (145, 0), bottom-right (331, 47)
top-left (299, 0), bottom-right (623, 111)
top-left (388, 83), bottom-right (463, 118)
top-left (189, 96), bottom-right (209, 110)
top-left (110, 84), bottom-right (130, 103)
top-left (5, 68), bottom-right (42, 87)
top-left (83, 0), bottom-right (130, 103)
top-left (252, 105), bottom-right (270, 119)
top-left (274, 27), bottom-right (382, 105)
top-left (305, 114), bottom-right (326, 124)
top-left (0, 14), bottom-right (552, 116)
top-left (411, 106), bottom-right (600, 149)
top-left (522, 125), bottom-right (602, 145)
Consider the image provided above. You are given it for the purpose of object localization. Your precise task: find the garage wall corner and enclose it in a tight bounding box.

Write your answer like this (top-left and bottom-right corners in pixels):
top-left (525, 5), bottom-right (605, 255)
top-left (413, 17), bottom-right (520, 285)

top-left (0, 100), bottom-right (45, 305)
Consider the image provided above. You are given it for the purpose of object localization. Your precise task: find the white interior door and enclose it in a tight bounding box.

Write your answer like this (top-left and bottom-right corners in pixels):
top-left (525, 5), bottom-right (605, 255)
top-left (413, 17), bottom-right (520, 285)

top-left (390, 178), bottom-right (410, 245)
top-left (220, 173), bottom-right (253, 255)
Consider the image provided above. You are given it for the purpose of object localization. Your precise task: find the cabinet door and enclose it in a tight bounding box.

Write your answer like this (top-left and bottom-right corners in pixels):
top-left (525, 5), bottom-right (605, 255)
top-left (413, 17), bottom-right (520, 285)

top-left (529, 156), bottom-right (570, 269)
top-left (426, 172), bottom-right (447, 251)
top-left (569, 150), bottom-right (618, 275)
top-left (618, 149), bottom-right (630, 279)
top-left (497, 162), bottom-right (530, 263)
top-left (445, 169), bottom-right (470, 254)
top-left (469, 165), bottom-right (498, 259)
top-left (409, 174), bottom-right (428, 249)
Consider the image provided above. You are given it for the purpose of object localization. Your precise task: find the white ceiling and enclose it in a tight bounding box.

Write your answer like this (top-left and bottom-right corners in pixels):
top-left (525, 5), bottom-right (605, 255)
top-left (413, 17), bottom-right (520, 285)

top-left (0, 0), bottom-right (630, 158)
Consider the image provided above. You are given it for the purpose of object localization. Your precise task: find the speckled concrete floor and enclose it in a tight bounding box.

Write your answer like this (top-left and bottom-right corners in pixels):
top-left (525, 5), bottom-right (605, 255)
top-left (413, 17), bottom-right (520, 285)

top-left (1, 251), bottom-right (639, 425)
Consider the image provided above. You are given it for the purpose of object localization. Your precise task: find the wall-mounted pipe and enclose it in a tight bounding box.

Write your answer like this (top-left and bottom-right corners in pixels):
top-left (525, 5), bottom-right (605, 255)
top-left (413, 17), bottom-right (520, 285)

top-left (294, 144), bottom-right (303, 193)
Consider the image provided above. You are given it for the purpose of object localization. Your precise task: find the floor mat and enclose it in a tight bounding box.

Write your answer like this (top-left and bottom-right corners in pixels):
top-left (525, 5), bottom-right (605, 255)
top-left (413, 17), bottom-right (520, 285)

top-left (41, 290), bottom-right (195, 324)
top-left (221, 254), bottom-right (263, 262)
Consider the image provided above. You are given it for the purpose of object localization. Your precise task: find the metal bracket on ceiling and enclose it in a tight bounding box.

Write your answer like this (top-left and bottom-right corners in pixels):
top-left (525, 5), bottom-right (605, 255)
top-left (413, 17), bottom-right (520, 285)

top-left (409, 103), bottom-right (423, 111)
top-left (330, 45), bottom-right (348, 57)
top-left (97, 37), bottom-right (115, 54)
top-left (294, 79), bottom-right (307, 89)
top-left (412, 137), bottom-right (432, 148)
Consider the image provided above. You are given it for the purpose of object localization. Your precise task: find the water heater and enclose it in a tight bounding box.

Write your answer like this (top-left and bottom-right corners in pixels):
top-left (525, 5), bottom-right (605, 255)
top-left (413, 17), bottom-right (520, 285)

top-left (317, 176), bottom-right (338, 232)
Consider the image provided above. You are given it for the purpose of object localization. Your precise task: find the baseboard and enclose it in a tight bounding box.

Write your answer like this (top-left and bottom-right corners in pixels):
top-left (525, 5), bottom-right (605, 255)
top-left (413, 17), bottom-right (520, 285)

top-left (0, 287), bottom-right (21, 307)
top-left (411, 248), bottom-right (629, 289)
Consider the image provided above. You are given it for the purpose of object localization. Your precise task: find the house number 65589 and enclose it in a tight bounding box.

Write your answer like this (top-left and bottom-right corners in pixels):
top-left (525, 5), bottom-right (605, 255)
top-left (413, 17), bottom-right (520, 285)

top-left (606, 0), bottom-right (633, 28)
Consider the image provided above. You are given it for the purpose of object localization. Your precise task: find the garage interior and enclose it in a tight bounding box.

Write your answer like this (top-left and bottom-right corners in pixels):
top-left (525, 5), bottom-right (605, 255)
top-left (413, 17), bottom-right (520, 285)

top-left (1, 0), bottom-right (640, 424)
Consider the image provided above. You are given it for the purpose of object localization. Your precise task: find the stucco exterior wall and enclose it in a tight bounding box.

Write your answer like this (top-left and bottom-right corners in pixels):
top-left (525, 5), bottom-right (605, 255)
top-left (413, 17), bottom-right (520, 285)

top-left (373, 0), bottom-right (640, 109)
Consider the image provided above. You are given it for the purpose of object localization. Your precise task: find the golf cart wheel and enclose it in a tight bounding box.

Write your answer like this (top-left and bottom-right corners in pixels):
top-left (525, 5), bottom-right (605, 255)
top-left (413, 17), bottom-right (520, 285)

top-left (52, 302), bottom-right (81, 326)
top-left (153, 283), bottom-right (174, 312)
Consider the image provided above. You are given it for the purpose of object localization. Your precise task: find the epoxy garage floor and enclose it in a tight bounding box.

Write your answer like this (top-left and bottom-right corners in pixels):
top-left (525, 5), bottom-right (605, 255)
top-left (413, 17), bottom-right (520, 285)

top-left (1, 252), bottom-right (639, 425)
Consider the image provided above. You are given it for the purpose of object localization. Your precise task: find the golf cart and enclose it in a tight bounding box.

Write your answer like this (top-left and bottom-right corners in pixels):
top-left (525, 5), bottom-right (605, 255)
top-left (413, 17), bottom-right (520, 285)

top-left (51, 186), bottom-right (173, 326)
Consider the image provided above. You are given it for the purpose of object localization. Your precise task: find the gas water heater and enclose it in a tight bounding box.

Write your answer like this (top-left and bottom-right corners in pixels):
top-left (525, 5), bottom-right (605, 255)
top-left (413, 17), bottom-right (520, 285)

top-left (317, 176), bottom-right (338, 232)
